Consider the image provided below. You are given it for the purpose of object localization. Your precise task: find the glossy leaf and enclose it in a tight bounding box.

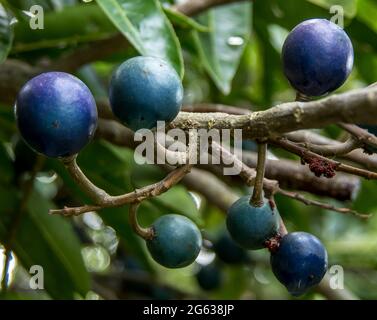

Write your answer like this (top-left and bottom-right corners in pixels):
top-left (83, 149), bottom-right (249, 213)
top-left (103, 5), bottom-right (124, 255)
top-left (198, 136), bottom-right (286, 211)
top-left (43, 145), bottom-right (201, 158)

top-left (163, 7), bottom-right (209, 33)
top-left (13, 4), bottom-right (115, 53)
top-left (193, 2), bottom-right (252, 94)
top-left (96, 0), bottom-right (183, 77)
top-left (0, 189), bottom-right (90, 299)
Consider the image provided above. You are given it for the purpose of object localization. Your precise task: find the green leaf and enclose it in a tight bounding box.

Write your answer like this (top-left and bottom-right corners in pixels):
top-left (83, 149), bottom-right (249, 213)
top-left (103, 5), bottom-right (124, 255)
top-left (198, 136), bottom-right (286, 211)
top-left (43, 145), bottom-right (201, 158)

top-left (193, 2), bottom-right (252, 94)
top-left (163, 7), bottom-right (209, 33)
top-left (0, 143), bottom-right (13, 184)
top-left (357, 0), bottom-right (377, 33)
top-left (307, 0), bottom-right (358, 18)
top-left (0, 189), bottom-right (90, 299)
top-left (13, 4), bottom-right (115, 53)
top-left (0, 4), bottom-right (13, 64)
top-left (96, 0), bottom-right (184, 77)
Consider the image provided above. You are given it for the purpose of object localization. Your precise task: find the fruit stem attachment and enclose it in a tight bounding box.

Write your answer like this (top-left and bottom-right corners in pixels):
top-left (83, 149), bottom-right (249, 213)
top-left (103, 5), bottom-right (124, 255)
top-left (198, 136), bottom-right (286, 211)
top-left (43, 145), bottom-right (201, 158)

top-left (295, 92), bottom-right (311, 102)
top-left (250, 142), bottom-right (267, 207)
top-left (128, 202), bottom-right (155, 240)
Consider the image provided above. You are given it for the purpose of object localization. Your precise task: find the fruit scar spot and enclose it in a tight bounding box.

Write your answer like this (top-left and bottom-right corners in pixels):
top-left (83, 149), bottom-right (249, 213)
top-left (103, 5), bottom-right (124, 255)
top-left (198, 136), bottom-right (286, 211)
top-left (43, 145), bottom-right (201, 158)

top-left (264, 234), bottom-right (282, 253)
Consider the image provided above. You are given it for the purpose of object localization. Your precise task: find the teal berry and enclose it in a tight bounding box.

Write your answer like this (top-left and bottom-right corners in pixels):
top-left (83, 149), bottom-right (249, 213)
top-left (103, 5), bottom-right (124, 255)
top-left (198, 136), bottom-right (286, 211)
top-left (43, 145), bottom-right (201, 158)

top-left (15, 72), bottom-right (98, 158)
top-left (196, 263), bottom-right (222, 291)
top-left (226, 196), bottom-right (280, 250)
top-left (109, 56), bottom-right (183, 131)
top-left (146, 214), bottom-right (202, 268)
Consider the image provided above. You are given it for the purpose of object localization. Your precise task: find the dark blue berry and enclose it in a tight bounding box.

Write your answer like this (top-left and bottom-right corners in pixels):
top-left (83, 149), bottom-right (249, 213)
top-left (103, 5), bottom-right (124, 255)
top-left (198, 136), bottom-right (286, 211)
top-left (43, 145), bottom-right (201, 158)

top-left (146, 214), bottom-right (202, 269)
top-left (196, 263), bottom-right (222, 291)
top-left (270, 232), bottom-right (328, 296)
top-left (226, 196), bottom-right (280, 250)
top-left (213, 231), bottom-right (248, 264)
top-left (282, 19), bottom-right (354, 97)
top-left (15, 72), bottom-right (98, 158)
top-left (109, 56), bottom-right (183, 131)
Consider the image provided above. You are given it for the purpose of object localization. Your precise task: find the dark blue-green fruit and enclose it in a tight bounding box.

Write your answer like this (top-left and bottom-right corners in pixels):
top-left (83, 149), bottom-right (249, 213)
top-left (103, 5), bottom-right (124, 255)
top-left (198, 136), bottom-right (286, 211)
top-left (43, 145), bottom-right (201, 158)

top-left (15, 72), bottom-right (98, 158)
top-left (282, 19), bottom-right (353, 97)
top-left (109, 56), bottom-right (183, 131)
top-left (242, 140), bottom-right (258, 152)
top-left (196, 263), bottom-right (222, 291)
top-left (270, 232), bottom-right (328, 296)
top-left (146, 214), bottom-right (202, 268)
top-left (213, 231), bottom-right (248, 264)
top-left (226, 196), bottom-right (280, 250)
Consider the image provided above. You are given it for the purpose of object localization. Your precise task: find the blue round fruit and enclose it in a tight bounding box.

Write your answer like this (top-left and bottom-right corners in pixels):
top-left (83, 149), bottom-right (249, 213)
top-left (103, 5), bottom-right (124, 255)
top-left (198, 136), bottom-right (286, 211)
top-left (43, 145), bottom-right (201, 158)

top-left (226, 196), bottom-right (280, 250)
top-left (15, 72), bottom-right (98, 158)
top-left (196, 263), bottom-right (222, 291)
top-left (109, 56), bottom-right (183, 131)
top-left (282, 19), bottom-right (354, 97)
top-left (146, 214), bottom-right (202, 268)
top-left (270, 232), bottom-right (328, 296)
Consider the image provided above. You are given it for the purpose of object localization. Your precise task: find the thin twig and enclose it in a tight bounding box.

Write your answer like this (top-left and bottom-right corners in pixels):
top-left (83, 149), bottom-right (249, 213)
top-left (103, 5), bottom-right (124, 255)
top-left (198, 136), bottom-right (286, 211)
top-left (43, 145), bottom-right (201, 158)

top-left (277, 189), bottom-right (370, 219)
top-left (339, 123), bottom-right (377, 151)
top-left (296, 136), bottom-right (361, 156)
top-left (270, 136), bottom-right (377, 180)
top-left (128, 202), bottom-right (154, 240)
top-left (250, 142), bottom-right (267, 206)
top-left (213, 142), bottom-right (369, 219)
top-left (51, 132), bottom-right (198, 216)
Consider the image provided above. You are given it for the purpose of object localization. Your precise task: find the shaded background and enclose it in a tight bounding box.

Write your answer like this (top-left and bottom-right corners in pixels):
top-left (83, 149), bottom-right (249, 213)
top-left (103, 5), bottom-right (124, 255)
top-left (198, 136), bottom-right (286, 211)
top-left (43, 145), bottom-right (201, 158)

top-left (0, 0), bottom-right (377, 300)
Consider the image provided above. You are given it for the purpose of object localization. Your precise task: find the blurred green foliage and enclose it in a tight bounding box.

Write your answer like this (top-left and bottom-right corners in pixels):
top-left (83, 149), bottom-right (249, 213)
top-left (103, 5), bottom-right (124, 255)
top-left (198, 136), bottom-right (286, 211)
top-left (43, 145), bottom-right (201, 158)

top-left (0, 0), bottom-right (377, 300)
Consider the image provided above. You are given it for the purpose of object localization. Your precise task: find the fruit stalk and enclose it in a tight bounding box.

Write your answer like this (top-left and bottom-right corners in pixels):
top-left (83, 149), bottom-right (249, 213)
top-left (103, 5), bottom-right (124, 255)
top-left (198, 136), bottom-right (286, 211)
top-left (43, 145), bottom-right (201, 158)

top-left (128, 202), bottom-right (155, 240)
top-left (250, 142), bottom-right (267, 207)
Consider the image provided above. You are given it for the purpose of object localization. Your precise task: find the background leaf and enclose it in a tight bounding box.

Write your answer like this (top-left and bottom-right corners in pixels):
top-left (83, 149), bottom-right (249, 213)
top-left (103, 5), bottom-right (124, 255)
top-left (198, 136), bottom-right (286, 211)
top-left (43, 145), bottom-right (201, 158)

top-left (193, 2), bottom-right (252, 94)
top-left (96, 0), bottom-right (184, 77)
top-left (0, 189), bottom-right (90, 299)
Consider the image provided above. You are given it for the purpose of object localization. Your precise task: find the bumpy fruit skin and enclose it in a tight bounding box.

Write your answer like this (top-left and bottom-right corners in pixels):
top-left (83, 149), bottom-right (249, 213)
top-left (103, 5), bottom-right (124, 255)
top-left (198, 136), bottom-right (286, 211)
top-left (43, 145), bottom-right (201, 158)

top-left (213, 231), bottom-right (248, 264)
top-left (196, 263), bottom-right (222, 291)
top-left (282, 19), bottom-right (354, 97)
top-left (15, 72), bottom-right (98, 158)
top-left (226, 196), bottom-right (280, 250)
top-left (270, 232), bottom-right (328, 296)
top-left (109, 56), bottom-right (183, 131)
top-left (147, 214), bottom-right (202, 268)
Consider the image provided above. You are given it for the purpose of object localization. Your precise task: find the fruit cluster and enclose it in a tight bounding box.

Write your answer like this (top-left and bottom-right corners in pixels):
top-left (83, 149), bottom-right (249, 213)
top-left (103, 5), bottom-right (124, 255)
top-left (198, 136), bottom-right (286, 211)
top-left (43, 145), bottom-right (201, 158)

top-left (225, 194), bottom-right (328, 296)
top-left (14, 18), bottom-right (357, 297)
